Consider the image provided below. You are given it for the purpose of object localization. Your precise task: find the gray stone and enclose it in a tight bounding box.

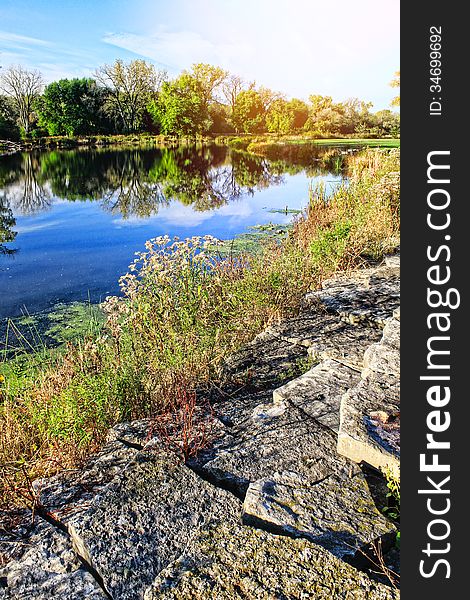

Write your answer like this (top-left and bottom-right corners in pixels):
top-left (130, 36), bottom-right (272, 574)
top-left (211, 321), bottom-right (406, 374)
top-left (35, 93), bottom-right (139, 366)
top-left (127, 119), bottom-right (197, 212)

top-left (105, 419), bottom-right (152, 447)
top-left (362, 318), bottom-right (400, 382)
top-left (272, 358), bottom-right (360, 432)
top-left (0, 521), bottom-right (106, 599)
top-left (1, 256), bottom-right (402, 598)
top-left (222, 328), bottom-right (308, 388)
top-left (307, 264), bottom-right (400, 328)
top-left (267, 314), bottom-right (382, 370)
top-left (193, 393), bottom-right (350, 498)
top-left (381, 318), bottom-right (400, 350)
top-left (65, 450), bottom-right (241, 599)
top-left (251, 400), bottom-right (289, 423)
top-left (264, 313), bottom-right (339, 348)
top-left (319, 270), bottom-right (373, 294)
top-left (385, 255), bottom-right (400, 269)
top-left (243, 469), bottom-right (395, 560)
top-left (337, 312), bottom-right (400, 477)
top-left (32, 437), bottom-right (139, 519)
top-left (338, 378), bottom-right (400, 478)
top-left (193, 390), bottom-right (395, 562)
top-left (306, 323), bottom-right (382, 370)
top-left (213, 388), bottom-right (274, 429)
top-left (144, 522), bottom-right (398, 600)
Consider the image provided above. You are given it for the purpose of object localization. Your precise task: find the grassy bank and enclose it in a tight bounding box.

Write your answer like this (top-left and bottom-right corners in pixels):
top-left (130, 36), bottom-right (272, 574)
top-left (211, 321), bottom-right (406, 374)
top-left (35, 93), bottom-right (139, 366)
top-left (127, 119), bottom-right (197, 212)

top-left (1, 133), bottom-right (399, 154)
top-left (215, 134), bottom-right (399, 150)
top-left (245, 139), bottom-right (399, 166)
top-left (0, 148), bottom-right (399, 510)
top-left (311, 138), bottom-right (399, 147)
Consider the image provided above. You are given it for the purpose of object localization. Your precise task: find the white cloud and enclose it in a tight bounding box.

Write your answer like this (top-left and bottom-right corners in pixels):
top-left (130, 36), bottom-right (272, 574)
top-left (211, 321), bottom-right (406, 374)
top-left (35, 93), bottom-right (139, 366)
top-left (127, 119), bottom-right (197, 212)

top-left (111, 195), bottom-right (255, 229)
top-left (0, 29), bottom-right (105, 84)
top-left (102, 29), bottom-right (251, 72)
top-left (0, 31), bottom-right (52, 49)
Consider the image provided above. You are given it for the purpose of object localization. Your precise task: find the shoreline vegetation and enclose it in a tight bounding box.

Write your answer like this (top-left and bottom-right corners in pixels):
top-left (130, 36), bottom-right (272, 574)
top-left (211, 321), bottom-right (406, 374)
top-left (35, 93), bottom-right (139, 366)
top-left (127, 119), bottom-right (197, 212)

top-left (0, 147), bottom-right (400, 514)
top-left (0, 133), bottom-right (399, 155)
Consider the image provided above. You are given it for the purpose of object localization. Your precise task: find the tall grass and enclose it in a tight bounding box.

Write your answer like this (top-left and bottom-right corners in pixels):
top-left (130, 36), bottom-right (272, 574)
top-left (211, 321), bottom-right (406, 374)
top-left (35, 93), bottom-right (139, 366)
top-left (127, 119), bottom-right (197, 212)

top-left (0, 148), bottom-right (399, 510)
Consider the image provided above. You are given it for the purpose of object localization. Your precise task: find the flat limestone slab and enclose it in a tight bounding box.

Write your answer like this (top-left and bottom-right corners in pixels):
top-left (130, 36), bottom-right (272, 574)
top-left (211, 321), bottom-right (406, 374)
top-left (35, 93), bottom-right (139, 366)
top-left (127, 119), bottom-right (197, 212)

top-left (362, 318), bottom-right (400, 380)
top-left (32, 437), bottom-right (140, 520)
top-left (308, 264), bottom-right (400, 328)
top-left (267, 314), bottom-right (382, 370)
top-left (193, 394), bottom-right (395, 563)
top-left (65, 450), bottom-right (241, 600)
top-left (193, 399), bottom-right (346, 497)
top-left (272, 359), bottom-right (360, 432)
top-left (222, 328), bottom-right (308, 388)
top-left (337, 378), bottom-right (400, 479)
top-left (144, 523), bottom-right (398, 600)
top-left (338, 314), bottom-right (400, 478)
top-left (0, 427), bottom-right (148, 599)
top-left (0, 521), bottom-right (107, 600)
top-left (242, 469), bottom-right (395, 560)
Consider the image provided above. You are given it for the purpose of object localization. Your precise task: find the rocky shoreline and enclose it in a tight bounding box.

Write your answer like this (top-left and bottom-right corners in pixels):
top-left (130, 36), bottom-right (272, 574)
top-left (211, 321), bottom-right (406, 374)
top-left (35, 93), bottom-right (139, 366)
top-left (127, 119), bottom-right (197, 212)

top-left (0, 256), bottom-right (400, 599)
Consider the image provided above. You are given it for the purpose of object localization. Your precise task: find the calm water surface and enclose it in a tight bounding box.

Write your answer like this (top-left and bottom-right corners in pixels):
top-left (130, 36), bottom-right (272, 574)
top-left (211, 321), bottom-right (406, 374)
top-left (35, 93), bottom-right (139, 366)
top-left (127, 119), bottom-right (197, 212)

top-left (0, 145), bottom-right (343, 319)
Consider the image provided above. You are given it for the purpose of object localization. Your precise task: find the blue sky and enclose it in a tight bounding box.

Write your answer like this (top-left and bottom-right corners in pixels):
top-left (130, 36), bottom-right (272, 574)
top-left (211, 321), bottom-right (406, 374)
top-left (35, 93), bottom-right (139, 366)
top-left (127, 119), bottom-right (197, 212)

top-left (0, 0), bottom-right (400, 110)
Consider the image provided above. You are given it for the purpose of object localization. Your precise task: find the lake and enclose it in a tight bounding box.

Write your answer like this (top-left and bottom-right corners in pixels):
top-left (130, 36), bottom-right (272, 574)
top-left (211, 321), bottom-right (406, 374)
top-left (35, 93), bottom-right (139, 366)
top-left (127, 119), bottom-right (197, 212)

top-left (0, 145), bottom-right (344, 320)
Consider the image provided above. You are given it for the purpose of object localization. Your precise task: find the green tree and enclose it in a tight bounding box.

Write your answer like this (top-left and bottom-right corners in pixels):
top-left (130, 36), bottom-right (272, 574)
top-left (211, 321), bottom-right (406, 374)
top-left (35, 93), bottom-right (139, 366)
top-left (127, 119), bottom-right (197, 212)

top-left (288, 98), bottom-right (309, 130)
top-left (189, 63), bottom-right (227, 107)
top-left (149, 74), bottom-right (210, 135)
top-left (305, 95), bottom-right (342, 135)
top-left (266, 98), bottom-right (309, 133)
top-left (341, 98), bottom-right (373, 135)
top-left (37, 78), bottom-right (108, 136)
top-left (222, 75), bottom-right (253, 111)
top-left (0, 95), bottom-right (20, 140)
top-left (95, 59), bottom-right (165, 133)
top-left (208, 102), bottom-right (232, 133)
top-left (258, 87), bottom-right (283, 112)
top-left (308, 94), bottom-right (334, 114)
top-left (231, 89), bottom-right (265, 133)
top-left (305, 94), bottom-right (373, 136)
top-left (266, 99), bottom-right (293, 134)
top-left (373, 109), bottom-right (400, 137)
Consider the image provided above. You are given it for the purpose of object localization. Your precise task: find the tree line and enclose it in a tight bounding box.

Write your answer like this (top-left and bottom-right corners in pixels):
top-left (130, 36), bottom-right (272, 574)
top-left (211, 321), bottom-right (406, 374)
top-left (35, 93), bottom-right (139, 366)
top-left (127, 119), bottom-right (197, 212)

top-left (0, 60), bottom-right (400, 140)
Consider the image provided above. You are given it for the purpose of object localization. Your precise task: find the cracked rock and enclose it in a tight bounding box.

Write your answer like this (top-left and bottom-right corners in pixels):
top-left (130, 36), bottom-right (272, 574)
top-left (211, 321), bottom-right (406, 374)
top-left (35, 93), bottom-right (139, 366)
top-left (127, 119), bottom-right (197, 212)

top-left (64, 450), bottom-right (241, 600)
top-left (242, 470), bottom-right (395, 560)
top-left (191, 397), bottom-right (350, 499)
top-left (0, 521), bottom-right (107, 600)
top-left (144, 522), bottom-right (398, 599)
top-left (273, 358), bottom-right (360, 432)
top-left (337, 313), bottom-right (400, 478)
top-left (338, 378), bottom-right (400, 479)
top-left (222, 329), bottom-right (308, 388)
top-left (266, 314), bottom-right (382, 370)
top-left (2, 255), bottom-right (401, 598)
top-left (308, 263), bottom-right (400, 328)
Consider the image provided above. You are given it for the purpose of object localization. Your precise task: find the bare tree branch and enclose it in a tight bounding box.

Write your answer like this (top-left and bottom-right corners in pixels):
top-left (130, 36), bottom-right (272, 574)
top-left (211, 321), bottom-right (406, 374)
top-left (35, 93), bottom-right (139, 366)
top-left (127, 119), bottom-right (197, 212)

top-left (94, 59), bottom-right (166, 133)
top-left (0, 65), bottom-right (43, 135)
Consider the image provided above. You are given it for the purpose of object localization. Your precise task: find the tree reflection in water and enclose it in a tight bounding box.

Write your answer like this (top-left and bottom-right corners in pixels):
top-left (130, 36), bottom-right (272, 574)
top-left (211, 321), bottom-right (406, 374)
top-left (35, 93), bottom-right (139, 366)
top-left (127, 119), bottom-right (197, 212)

top-left (0, 143), bottom-right (349, 259)
top-left (0, 195), bottom-right (17, 255)
top-left (0, 145), bottom-right (289, 226)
